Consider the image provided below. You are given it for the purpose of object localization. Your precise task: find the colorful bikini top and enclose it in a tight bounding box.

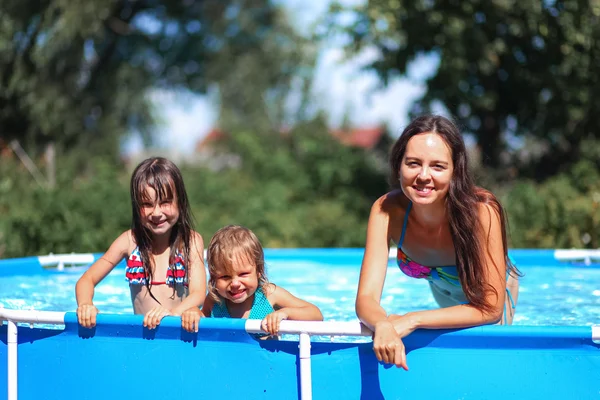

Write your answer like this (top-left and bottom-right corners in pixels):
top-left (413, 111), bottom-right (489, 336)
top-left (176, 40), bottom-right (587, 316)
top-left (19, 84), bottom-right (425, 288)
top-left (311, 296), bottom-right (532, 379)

top-left (125, 247), bottom-right (187, 286)
top-left (397, 202), bottom-right (461, 287)
top-left (211, 287), bottom-right (274, 319)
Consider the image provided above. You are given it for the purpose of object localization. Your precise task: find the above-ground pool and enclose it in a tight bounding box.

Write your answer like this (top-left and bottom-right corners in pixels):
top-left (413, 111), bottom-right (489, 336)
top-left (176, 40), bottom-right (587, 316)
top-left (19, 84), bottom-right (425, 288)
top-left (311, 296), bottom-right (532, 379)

top-left (1, 249), bottom-right (599, 400)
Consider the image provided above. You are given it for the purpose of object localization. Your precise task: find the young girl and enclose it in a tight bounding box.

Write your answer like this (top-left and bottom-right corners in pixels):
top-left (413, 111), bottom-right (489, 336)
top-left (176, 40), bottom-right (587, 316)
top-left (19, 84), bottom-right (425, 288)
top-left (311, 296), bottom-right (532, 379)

top-left (356, 115), bottom-right (521, 370)
top-left (181, 225), bottom-right (323, 335)
top-left (76, 157), bottom-right (206, 330)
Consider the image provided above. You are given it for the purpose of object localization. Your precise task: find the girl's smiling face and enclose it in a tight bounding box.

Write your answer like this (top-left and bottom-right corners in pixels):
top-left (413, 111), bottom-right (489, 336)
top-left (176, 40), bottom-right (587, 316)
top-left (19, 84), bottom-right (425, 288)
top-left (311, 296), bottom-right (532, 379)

top-left (213, 252), bottom-right (259, 305)
top-left (399, 132), bottom-right (454, 206)
top-left (139, 185), bottom-right (180, 236)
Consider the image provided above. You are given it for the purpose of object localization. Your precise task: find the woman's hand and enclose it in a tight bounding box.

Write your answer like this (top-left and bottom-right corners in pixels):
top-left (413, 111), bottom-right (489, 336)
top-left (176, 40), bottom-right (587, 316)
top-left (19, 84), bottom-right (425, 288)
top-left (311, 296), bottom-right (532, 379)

top-left (372, 320), bottom-right (409, 370)
top-left (143, 306), bottom-right (171, 329)
top-left (261, 310), bottom-right (289, 336)
top-left (388, 313), bottom-right (418, 339)
top-left (181, 307), bottom-right (203, 333)
top-left (77, 304), bottom-right (98, 328)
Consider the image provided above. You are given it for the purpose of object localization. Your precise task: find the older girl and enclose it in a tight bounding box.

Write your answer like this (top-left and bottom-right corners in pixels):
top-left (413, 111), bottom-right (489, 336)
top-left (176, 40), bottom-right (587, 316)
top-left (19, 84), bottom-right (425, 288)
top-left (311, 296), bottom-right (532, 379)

top-left (76, 157), bottom-right (206, 330)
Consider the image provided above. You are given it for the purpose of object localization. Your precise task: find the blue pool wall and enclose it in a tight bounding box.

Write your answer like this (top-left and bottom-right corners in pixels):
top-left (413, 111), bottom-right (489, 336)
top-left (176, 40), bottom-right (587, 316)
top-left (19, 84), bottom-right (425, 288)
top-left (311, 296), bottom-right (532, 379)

top-left (0, 314), bottom-right (599, 400)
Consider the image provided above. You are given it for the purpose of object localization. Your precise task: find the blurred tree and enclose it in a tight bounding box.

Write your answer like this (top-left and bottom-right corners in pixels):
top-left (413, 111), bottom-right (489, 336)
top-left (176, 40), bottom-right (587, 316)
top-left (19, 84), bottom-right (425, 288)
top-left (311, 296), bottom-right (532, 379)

top-left (504, 160), bottom-right (600, 248)
top-left (187, 115), bottom-right (390, 248)
top-left (0, 0), bottom-right (310, 160)
top-left (328, 0), bottom-right (600, 179)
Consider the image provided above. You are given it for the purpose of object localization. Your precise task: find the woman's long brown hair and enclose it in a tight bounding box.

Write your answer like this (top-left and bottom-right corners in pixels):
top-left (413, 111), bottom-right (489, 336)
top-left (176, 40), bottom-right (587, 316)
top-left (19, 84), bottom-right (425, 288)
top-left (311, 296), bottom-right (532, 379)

top-left (389, 115), bottom-right (519, 314)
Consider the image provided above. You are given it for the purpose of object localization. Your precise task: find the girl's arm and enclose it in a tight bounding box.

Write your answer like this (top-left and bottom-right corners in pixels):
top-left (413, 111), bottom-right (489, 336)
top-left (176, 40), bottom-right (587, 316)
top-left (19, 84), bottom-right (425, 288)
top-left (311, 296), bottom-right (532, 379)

top-left (261, 284), bottom-right (323, 336)
top-left (75, 230), bottom-right (130, 327)
top-left (181, 296), bottom-right (214, 333)
top-left (356, 196), bottom-right (408, 369)
top-left (200, 295), bottom-right (214, 317)
top-left (267, 284), bottom-right (323, 321)
top-left (171, 231), bottom-right (207, 316)
top-left (389, 202), bottom-right (507, 334)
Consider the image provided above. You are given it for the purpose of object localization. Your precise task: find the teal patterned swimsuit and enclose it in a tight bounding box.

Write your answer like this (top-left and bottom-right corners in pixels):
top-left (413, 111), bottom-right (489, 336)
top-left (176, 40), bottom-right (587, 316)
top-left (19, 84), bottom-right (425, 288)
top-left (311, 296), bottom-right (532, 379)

top-left (211, 287), bottom-right (274, 319)
top-left (397, 201), bottom-right (516, 323)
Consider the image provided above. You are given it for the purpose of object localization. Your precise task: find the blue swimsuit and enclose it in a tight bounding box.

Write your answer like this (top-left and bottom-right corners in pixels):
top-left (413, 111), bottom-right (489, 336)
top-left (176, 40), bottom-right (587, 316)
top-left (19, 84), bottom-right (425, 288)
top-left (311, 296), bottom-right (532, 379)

top-left (397, 202), bottom-right (516, 323)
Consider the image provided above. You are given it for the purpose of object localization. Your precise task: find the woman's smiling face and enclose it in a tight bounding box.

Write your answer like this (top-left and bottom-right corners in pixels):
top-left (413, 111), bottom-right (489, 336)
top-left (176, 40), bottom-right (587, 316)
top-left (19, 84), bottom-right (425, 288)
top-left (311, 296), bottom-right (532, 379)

top-left (399, 132), bottom-right (454, 206)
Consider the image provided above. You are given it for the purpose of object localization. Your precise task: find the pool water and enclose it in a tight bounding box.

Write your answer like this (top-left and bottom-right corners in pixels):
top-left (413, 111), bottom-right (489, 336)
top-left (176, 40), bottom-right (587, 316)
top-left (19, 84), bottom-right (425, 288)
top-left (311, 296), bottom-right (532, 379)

top-left (1, 261), bottom-right (599, 326)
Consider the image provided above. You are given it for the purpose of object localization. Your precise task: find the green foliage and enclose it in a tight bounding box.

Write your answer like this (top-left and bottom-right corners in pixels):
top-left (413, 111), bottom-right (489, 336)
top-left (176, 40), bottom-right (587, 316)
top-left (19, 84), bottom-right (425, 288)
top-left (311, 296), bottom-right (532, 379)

top-left (504, 161), bottom-right (600, 248)
top-left (0, 156), bottom-right (130, 258)
top-left (187, 116), bottom-right (389, 248)
top-left (0, 0), bottom-right (308, 157)
top-left (330, 0), bottom-right (600, 178)
top-left (0, 116), bottom-right (390, 257)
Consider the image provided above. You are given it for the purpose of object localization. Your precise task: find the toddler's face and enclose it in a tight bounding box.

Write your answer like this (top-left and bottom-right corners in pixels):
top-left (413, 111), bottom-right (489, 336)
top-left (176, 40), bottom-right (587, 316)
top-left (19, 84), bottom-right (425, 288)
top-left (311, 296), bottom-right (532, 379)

top-left (213, 253), bottom-right (259, 305)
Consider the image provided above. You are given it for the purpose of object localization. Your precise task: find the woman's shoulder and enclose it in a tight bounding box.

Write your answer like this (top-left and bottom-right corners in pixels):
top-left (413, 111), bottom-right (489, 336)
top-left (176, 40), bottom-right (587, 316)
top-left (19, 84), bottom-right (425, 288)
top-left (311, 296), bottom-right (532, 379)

top-left (474, 187), bottom-right (503, 218)
top-left (372, 189), bottom-right (410, 216)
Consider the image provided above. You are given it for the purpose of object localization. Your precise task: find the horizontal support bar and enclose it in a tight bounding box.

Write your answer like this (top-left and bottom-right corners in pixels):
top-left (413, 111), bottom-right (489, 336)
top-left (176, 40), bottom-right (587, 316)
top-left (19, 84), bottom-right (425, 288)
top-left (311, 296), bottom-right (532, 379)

top-left (245, 319), bottom-right (372, 336)
top-left (38, 253), bottom-right (96, 267)
top-left (1, 309), bottom-right (597, 344)
top-left (0, 309), bottom-right (66, 324)
top-left (554, 249), bottom-right (600, 264)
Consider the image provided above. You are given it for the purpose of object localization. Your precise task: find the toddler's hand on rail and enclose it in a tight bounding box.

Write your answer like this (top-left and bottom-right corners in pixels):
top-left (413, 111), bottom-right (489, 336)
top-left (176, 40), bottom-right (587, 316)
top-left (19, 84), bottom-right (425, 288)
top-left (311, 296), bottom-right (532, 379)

top-left (373, 320), bottom-right (409, 370)
top-left (181, 307), bottom-right (203, 333)
top-left (77, 304), bottom-right (98, 328)
top-left (143, 306), bottom-right (171, 329)
top-left (261, 310), bottom-right (288, 336)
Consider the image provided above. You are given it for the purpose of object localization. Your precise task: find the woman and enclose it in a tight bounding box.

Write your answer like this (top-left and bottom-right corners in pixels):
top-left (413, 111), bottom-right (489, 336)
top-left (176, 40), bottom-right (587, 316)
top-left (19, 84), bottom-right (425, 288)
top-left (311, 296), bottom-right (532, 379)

top-left (356, 115), bottom-right (520, 370)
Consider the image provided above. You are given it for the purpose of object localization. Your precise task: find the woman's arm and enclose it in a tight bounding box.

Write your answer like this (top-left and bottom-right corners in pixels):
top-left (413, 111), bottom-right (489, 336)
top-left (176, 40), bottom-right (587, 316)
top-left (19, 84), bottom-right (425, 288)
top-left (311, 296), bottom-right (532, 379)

top-left (355, 197), bottom-right (392, 331)
top-left (75, 230), bottom-right (130, 327)
top-left (391, 202), bottom-right (507, 334)
top-left (356, 197), bottom-right (408, 370)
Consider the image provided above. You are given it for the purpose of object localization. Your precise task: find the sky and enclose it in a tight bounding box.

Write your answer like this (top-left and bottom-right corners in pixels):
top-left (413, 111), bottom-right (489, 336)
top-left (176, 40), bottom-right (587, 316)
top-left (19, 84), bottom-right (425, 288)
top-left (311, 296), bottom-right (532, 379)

top-left (124, 0), bottom-right (439, 155)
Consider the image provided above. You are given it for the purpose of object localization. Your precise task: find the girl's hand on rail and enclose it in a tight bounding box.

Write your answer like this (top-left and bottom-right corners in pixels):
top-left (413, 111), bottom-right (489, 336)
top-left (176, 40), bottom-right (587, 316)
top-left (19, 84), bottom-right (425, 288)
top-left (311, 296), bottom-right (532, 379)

top-left (181, 307), bottom-right (203, 332)
top-left (261, 310), bottom-right (288, 336)
top-left (76, 304), bottom-right (98, 328)
top-left (372, 320), bottom-right (409, 370)
top-left (143, 306), bottom-right (171, 329)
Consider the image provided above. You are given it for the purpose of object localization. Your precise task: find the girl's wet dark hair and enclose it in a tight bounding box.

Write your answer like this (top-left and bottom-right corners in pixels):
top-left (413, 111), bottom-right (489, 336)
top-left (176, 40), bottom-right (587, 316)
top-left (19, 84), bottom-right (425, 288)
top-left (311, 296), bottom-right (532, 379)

top-left (390, 115), bottom-right (519, 315)
top-left (130, 157), bottom-right (194, 302)
top-left (206, 225), bottom-right (269, 304)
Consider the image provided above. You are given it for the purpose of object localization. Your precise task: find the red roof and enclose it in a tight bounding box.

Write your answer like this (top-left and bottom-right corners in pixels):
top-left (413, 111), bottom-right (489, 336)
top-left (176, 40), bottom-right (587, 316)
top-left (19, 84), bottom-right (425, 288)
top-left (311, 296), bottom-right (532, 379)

top-left (195, 128), bottom-right (226, 153)
top-left (330, 127), bottom-right (385, 149)
top-left (195, 126), bottom-right (386, 152)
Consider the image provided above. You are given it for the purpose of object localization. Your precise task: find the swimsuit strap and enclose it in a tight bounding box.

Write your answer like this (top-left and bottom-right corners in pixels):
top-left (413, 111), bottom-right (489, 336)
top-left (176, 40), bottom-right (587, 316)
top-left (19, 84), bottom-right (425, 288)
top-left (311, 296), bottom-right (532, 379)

top-left (398, 201), bottom-right (413, 247)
